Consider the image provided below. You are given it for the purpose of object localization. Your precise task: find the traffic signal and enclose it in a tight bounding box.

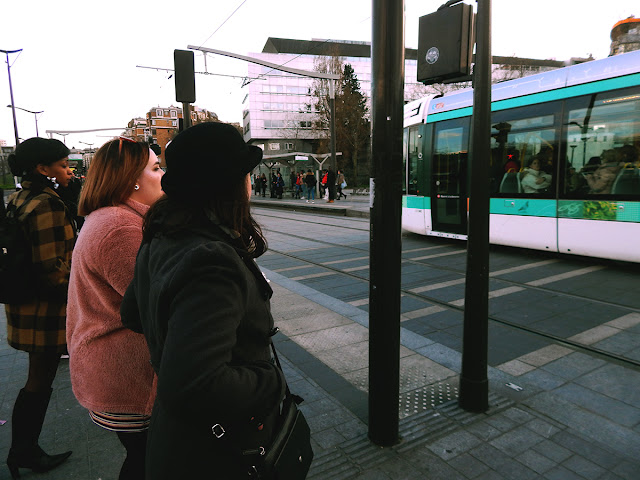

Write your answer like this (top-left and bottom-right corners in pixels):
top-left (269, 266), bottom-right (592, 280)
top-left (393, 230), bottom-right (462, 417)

top-left (174, 50), bottom-right (196, 103)
top-left (417, 3), bottom-right (474, 84)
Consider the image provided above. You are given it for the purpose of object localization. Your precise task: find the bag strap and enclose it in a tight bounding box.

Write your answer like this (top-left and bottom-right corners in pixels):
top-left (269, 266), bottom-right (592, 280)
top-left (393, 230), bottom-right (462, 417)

top-left (269, 328), bottom-right (296, 400)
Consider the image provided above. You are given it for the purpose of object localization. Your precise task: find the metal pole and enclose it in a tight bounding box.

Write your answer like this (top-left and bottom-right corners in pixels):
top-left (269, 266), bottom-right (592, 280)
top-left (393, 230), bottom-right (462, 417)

top-left (369, 0), bottom-right (404, 446)
top-left (182, 103), bottom-right (192, 129)
top-left (329, 81), bottom-right (337, 172)
top-left (34, 112), bottom-right (39, 137)
top-left (2, 50), bottom-right (22, 146)
top-left (459, 0), bottom-right (492, 413)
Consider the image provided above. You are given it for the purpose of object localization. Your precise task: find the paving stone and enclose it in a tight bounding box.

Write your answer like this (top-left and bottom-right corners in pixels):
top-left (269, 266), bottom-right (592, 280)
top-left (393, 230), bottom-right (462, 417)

top-left (489, 427), bottom-right (545, 456)
top-left (562, 454), bottom-right (606, 480)
top-left (543, 465), bottom-right (587, 480)
top-left (574, 363), bottom-right (640, 407)
top-left (469, 443), bottom-right (539, 480)
top-left (532, 439), bottom-right (574, 463)
top-left (515, 449), bottom-right (556, 475)
top-left (427, 430), bottom-right (483, 460)
top-left (448, 452), bottom-right (491, 478)
top-left (553, 382), bottom-right (640, 427)
top-left (523, 418), bottom-right (562, 438)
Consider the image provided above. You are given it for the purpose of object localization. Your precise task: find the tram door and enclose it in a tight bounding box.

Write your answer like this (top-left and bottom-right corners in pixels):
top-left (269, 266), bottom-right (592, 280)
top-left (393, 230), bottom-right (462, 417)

top-left (431, 119), bottom-right (469, 235)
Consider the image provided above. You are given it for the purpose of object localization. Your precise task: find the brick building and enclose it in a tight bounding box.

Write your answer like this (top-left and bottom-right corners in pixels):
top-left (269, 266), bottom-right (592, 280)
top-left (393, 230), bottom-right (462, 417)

top-left (125, 105), bottom-right (220, 161)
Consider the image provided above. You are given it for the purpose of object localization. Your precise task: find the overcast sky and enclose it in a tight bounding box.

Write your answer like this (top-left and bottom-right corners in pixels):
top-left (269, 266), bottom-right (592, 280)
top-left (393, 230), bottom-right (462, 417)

top-left (0, 0), bottom-right (637, 149)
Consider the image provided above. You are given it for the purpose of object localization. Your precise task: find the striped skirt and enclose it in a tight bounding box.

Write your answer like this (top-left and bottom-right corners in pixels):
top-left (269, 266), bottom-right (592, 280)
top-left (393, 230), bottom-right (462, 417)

top-left (89, 411), bottom-right (151, 433)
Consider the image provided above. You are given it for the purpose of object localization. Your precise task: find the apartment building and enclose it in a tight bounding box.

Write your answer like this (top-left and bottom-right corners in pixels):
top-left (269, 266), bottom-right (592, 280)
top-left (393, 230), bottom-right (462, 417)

top-left (125, 106), bottom-right (219, 160)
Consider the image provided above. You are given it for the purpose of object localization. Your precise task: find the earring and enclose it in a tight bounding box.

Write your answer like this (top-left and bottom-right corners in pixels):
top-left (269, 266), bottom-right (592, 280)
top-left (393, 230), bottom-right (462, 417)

top-left (134, 184), bottom-right (140, 191)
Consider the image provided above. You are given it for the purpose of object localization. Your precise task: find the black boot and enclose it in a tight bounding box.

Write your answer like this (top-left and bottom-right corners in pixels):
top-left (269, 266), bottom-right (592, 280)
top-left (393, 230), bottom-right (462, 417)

top-left (6, 389), bottom-right (72, 479)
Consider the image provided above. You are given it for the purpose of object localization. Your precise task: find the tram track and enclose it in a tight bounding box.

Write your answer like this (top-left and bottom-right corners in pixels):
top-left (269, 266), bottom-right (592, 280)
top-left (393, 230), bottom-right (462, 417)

top-left (256, 213), bottom-right (640, 370)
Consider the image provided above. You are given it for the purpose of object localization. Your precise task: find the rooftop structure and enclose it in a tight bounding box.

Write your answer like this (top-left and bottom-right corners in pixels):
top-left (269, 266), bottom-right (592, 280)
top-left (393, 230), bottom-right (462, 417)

top-left (610, 16), bottom-right (640, 55)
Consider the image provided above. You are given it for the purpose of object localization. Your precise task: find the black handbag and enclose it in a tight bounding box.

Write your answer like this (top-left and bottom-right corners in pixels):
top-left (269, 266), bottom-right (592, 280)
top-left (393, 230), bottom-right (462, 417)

top-left (212, 333), bottom-right (314, 480)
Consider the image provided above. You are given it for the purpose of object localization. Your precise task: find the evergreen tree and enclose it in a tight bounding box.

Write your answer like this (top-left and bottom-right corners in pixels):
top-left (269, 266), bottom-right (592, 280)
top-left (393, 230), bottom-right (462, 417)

top-left (310, 60), bottom-right (370, 184)
top-left (337, 64), bottom-right (369, 185)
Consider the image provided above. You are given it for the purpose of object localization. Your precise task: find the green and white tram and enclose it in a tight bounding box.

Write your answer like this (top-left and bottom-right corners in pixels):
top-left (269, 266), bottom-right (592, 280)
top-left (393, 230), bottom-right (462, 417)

top-left (402, 49), bottom-right (640, 263)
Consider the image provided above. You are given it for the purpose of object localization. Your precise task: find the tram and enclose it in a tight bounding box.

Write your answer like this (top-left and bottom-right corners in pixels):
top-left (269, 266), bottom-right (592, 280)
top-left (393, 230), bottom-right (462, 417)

top-left (402, 49), bottom-right (640, 263)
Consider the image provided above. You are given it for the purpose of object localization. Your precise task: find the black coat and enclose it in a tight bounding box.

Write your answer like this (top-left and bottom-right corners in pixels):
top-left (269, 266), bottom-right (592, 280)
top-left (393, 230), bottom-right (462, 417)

top-left (121, 225), bottom-right (285, 479)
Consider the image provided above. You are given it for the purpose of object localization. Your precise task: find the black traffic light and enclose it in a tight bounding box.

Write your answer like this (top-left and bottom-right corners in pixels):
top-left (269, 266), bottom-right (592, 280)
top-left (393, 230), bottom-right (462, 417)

top-left (417, 3), bottom-right (474, 84)
top-left (174, 50), bottom-right (196, 103)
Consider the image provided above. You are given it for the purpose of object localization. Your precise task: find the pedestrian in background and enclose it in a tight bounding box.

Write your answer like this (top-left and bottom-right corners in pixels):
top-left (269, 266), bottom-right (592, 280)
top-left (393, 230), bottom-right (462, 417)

top-left (120, 122), bottom-right (286, 479)
top-left (260, 173), bottom-right (267, 197)
top-left (300, 170), bottom-right (308, 199)
top-left (66, 137), bottom-right (164, 480)
top-left (276, 171), bottom-right (285, 199)
top-left (4, 138), bottom-right (76, 479)
top-left (320, 169), bottom-right (328, 199)
top-left (305, 169), bottom-right (317, 203)
top-left (327, 168), bottom-right (336, 203)
top-left (336, 169), bottom-right (348, 200)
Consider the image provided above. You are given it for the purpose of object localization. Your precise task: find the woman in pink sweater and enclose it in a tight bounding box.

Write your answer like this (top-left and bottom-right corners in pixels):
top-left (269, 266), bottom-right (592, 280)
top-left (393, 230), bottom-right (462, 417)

top-left (66, 137), bottom-right (164, 480)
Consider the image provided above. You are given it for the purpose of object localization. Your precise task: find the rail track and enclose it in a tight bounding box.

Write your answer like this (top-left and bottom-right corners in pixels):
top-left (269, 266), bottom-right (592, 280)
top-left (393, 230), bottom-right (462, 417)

top-left (254, 208), bottom-right (640, 370)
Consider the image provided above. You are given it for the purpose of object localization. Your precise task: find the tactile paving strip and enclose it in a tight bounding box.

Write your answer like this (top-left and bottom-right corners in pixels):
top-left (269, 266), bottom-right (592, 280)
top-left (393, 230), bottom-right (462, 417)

top-left (345, 368), bottom-right (460, 419)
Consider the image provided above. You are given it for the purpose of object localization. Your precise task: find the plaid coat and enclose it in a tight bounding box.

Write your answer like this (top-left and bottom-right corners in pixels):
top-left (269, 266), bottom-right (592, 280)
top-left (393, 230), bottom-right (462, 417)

top-left (5, 180), bottom-right (76, 353)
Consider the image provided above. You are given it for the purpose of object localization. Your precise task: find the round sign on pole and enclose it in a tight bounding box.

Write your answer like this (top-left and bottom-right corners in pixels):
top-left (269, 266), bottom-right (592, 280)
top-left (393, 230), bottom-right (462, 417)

top-left (426, 47), bottom-right (440, 64)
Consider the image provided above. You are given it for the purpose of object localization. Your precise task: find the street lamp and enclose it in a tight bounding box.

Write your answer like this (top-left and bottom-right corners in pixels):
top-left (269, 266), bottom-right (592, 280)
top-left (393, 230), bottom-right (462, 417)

top-left (6, 105), bottom-right (43, 137)
top-left (1, 48), bottom-right (23, 146)
top-left (78, 141), bottom-right (94, 151)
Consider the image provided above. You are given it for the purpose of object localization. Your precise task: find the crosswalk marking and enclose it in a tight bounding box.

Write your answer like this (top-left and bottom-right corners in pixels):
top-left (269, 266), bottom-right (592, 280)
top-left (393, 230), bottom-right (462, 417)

top-left (526, 265), bottom-right (605, 286)
top-left (409, 250), bottom-right (467, 261)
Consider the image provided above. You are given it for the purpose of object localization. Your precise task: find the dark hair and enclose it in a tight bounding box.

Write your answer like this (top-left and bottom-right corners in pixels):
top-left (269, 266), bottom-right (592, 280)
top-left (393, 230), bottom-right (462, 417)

top-left (8, 137), bottom-right (70, 177)
top-left (78, 139), bottom-right (149, 216)
top-left (142, 175), bottom-right (267, 257)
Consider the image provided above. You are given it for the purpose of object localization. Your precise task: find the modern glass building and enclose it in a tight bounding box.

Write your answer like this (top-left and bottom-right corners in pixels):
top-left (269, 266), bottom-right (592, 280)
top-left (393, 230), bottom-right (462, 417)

top-left (242, 37), bottom-right (580, 175)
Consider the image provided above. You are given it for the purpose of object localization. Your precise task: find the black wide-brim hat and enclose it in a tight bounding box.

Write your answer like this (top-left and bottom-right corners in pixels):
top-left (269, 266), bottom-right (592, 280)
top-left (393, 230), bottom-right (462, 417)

top-left (161, 122), bottom-right (262, 197)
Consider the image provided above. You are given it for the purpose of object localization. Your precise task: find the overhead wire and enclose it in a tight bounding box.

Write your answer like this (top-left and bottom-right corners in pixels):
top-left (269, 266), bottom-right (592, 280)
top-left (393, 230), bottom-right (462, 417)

top-left (197, 0), bottom-right (248, 48)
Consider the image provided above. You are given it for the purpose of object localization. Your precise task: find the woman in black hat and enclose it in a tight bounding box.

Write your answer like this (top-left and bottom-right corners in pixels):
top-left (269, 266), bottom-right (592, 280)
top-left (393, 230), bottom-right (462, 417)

top-left (5, 137), bottom-right (76, 479)
top-left (120, 122), bottom-right (286, 479)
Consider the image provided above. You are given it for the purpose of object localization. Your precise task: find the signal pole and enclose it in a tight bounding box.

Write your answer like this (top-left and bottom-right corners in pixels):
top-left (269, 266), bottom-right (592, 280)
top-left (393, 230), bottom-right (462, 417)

top-left (459, 0), bottom-right (492, 413)
top-left (1, 48), bottom-right (23, 146)
top-left (368, 0), bottom-right (404, 446)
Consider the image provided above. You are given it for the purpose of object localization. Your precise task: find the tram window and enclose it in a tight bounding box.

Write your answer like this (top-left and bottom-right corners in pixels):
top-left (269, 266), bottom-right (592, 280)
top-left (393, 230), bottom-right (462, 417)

top-left (408, 126), bottom-right (420, 194)
top-left (490, 108), bottom-right (558, 196)
top-left (564, 89), bottom-right (640, 197)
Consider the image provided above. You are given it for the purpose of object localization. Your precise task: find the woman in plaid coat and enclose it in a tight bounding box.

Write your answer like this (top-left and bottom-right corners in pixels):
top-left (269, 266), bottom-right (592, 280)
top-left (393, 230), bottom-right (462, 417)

top-left (5, 138), bottom-right (76, 479)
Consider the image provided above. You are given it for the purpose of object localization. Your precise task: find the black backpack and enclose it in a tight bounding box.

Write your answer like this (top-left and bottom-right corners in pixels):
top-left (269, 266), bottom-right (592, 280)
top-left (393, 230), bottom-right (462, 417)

top-left (0, 193), bottom-right (36, 304)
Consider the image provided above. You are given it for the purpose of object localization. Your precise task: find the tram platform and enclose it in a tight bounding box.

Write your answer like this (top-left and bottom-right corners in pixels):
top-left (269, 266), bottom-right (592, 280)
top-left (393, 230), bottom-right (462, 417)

top-left (1, 193), bottom-right (640, 479)
top-left (250, 188), bottom-right (372, 218)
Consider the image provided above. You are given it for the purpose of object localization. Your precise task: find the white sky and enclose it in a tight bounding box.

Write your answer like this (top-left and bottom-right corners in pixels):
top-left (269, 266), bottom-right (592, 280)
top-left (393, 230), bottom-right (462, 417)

top-left (0, 0), bottom-right (637, 149)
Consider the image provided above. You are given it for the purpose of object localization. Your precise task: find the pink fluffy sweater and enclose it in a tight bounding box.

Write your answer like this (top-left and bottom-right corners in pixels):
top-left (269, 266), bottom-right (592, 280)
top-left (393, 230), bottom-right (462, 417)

top-left (67, 198), bottom-right (156, 415)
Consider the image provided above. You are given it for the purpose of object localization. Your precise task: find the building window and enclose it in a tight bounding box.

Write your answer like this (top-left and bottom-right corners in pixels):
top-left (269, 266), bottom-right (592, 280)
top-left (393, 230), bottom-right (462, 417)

top-left (170, 110), bottom-right (177, 118)
top-left (151, 119), bottom-right (156, 126)
top-left (156, 109), bottom-right (162, 116)
top-left (284, 143), bottom-right (294, 150)
top-left (264, 120), bottom-right (285, 129)
top-left (172, 120), bottom-right (177, 127)
top-left (269, 143), bottom-right (280, 151)
top-left (164, 110), bottom-right (169, 116)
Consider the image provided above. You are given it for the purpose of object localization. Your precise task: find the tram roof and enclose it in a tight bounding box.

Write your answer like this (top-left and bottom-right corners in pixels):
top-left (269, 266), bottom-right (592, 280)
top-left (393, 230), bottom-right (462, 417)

top-left (406, 49), bottom-right (640, 125)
